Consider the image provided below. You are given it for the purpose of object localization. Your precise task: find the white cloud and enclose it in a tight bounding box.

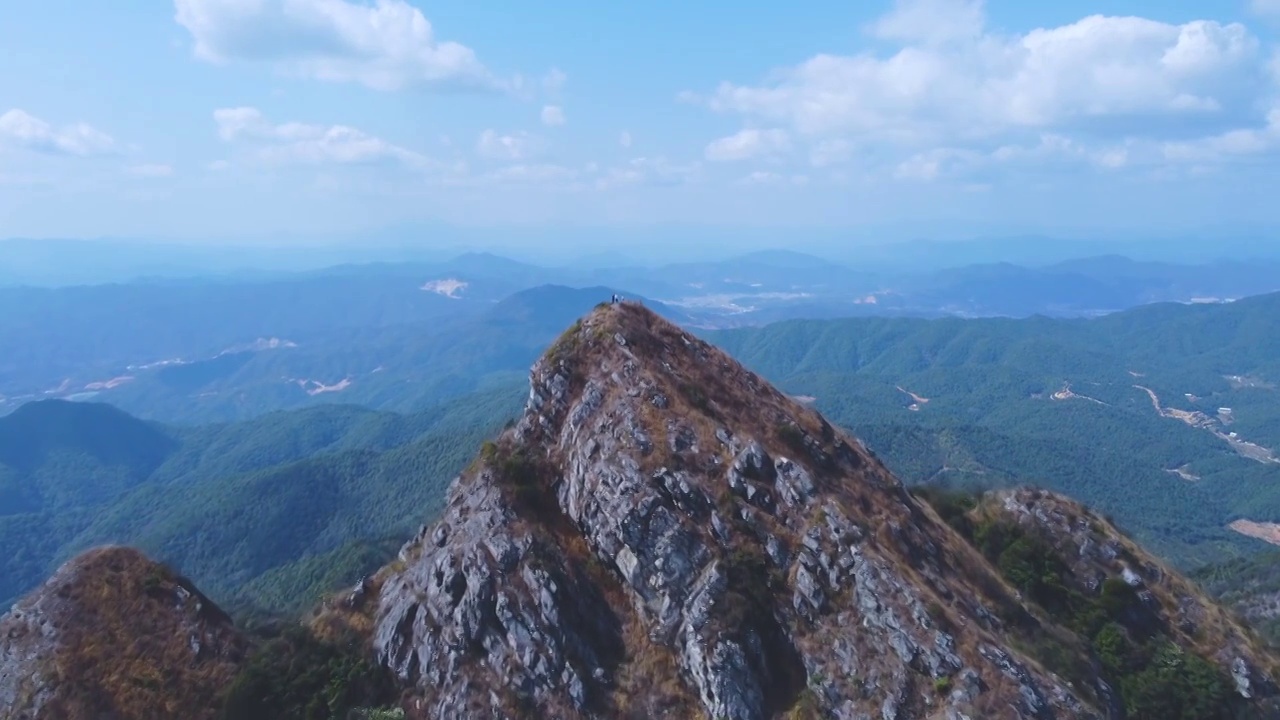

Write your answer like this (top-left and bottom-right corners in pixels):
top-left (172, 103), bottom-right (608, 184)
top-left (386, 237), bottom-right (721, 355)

top-left (0, 109), bottom-right (116, 156)
top-left (619, 131), bottom-right (633, 148)
top-left (1163, 106), bottom-right (1280, 161)
top-left (174, 0), bottom-right (502, 91)
top-left (871, 0), bottom-right (984, 45)
top-left (697, 1), bottom-right (1272, 162)
top-left (126, 163), bottom-right (175, 177)
top-left (1251, 0), bottom-right (1280, 20)
top-left (541, 105), bottom-right (566, 127)
top-left (890, 134), bottom-right (1136, 181)
top-left (476, 129), bottom-right (543, 160)
top-left (213, 107), bottom-right (432, 168)
top-left (894, 148), bottom-right (982, 181)
top-left (992, 134), bottom-right (1130, 168)
top-left (704, 128), bottom-right (791, 161)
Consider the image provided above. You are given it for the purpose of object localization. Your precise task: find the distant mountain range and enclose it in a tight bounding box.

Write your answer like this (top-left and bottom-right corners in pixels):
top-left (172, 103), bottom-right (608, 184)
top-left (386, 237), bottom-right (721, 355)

top-left (4, 250), bottom-right (1279, 422)
top-left (5, 233), bottom-right (1280, 285)
top-left (4, 291), bottom-right (1280, 620)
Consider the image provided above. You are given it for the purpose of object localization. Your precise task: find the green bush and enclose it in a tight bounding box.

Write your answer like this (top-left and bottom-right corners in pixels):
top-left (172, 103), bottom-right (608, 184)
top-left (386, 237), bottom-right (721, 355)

top-left (219, 626), bottom-right (393, 720)
top-left (775, 423), bottom-right (805, 451)
top-left (919, 491), bottom-right (1245, 719)
top-left (1099, 578), bottom-right (1139, 617)
top-left (1120, 642), bottom-right (1234, 720)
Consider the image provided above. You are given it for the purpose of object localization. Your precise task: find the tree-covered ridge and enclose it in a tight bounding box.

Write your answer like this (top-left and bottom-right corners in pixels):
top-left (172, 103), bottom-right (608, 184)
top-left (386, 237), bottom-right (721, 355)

top-left (706, 292), bottom-right (1280, 567)
top-left (0, 384), bottom-right (524, 613)
top-left (1, 284), bottom-right (675, 425)
top-left (5, 291), bottom-right (1279, 616)
top-left (1193, 551), bottom-right (1280, 648)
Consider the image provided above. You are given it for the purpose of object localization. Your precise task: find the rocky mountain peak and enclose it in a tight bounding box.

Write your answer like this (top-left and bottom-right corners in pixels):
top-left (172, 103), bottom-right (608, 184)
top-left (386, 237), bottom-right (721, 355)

top-left (0, 546), bottom-right (247, 720)
top-left (353, 302), bottom-right (1278, 719)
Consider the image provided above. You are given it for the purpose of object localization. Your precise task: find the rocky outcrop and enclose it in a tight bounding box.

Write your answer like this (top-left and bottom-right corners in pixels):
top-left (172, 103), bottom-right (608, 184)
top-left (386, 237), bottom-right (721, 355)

top-left (364, 302), bottom-right (1274, 719)
top-left (989, 488), bottom-right (1280, 715)
top-left (0, 546), bottom-right (247, 720)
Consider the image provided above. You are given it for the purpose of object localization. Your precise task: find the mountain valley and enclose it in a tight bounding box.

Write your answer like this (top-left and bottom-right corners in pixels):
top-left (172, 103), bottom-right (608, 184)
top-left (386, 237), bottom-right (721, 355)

top-left (6, 252), bottom-right (1278, 423)
top-left (3, 302), bottom-right (1278, 719)
top-left (2, 254), bottom-right (1280, 718)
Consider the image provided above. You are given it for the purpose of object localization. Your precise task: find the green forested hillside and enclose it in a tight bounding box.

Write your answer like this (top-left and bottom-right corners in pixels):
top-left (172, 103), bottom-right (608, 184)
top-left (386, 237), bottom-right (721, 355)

top-left (0, 385), bottom-right (524, 612)
top-left (707, 293), bottom-right (1280, 567)
top-left (1192, 551), bottom-right (1280, 646)
top-left (0, 401), bottom-right (178, 513)
top-left (74, 285), bottom-right (668, 424)
top-left (4, 292), bottom-right (1279, 619)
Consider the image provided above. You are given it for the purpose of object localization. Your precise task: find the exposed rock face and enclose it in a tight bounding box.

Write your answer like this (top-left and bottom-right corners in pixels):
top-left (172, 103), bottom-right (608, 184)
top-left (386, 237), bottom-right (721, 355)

top-left (0, 546), bottom-right (247, 720)
top-left (365, 303), bottom-right (1270, 719)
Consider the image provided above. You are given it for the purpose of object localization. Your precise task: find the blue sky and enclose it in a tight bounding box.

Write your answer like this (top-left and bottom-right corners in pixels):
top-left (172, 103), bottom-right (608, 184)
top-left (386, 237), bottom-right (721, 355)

top-left (2, 0), bottom-right (1279, 243)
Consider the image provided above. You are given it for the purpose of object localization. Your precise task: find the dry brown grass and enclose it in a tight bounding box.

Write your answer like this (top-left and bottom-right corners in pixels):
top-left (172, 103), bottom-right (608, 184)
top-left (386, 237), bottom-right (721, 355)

top-left (308, 568), bottom-right (389, 648)
top-left (5, 546), bottom-right (247, 720)
top-left (376, 302), bottom-right (1258, 718)
top-left (561, 304), bottom-right (1087, 714)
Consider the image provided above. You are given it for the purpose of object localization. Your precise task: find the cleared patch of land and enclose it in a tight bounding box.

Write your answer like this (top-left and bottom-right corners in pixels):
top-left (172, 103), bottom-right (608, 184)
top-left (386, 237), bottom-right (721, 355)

top-left (1051, 382), bottom-right (1107, 405)
top-left (896, 386), bottom-right (930, 412)
top-left (1136, 385), bottom-right (1278, 464)
top-left (421, 278), bottom-right (468, 298)
top-left (1165, 465), bottom-right (1201, 482)
top-left (288, 378), bottom-right (353, 396)
top-left (84, 376), bottom-right (135, 391)
top-left (1229, 520), bottom-right (1280, 547)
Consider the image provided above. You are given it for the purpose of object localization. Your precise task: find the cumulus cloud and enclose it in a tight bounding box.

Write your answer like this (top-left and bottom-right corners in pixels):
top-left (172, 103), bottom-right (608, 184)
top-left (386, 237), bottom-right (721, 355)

top-left (174, 0), bottom-right (503, 91)
top-left (0, 109), bottom-right (116, 156)
top-left (476, 129), bottom-right (543, 160)
top-left (693, 0), bottom-right (1276, 176)
top-left (541, 105), bottom-right (566, 127)
top-left (213, 107), bottom-right (432, 168)
top-left (704, 128), bottom-right (791, 161)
